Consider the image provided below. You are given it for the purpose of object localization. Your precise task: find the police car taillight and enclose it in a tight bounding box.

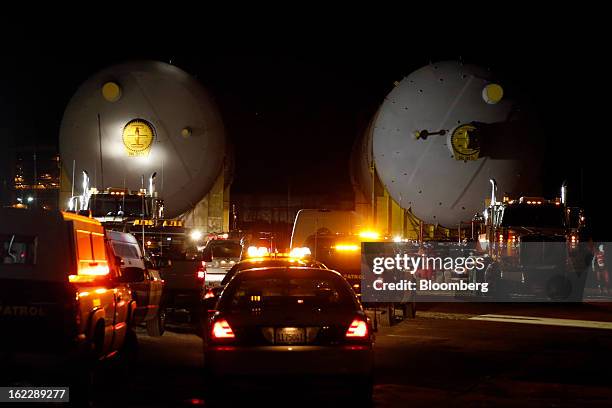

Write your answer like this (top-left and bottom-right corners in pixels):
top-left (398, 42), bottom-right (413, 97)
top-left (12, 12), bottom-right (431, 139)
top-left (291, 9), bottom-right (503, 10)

top-left (211, 318), bottom-right (235, 339)
top-left (345, 318), bottom-right (368, 338)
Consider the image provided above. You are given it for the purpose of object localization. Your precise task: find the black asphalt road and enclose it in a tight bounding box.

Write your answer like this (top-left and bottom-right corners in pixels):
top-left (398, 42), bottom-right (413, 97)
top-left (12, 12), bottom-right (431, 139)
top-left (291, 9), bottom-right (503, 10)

top-left (90, 303), bottom-right (612, 407)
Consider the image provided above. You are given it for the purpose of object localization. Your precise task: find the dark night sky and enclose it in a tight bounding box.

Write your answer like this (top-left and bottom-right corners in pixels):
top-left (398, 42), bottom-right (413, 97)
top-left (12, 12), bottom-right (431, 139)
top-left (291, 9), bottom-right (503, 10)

top-left (0, 33), bottom-right (607, 237)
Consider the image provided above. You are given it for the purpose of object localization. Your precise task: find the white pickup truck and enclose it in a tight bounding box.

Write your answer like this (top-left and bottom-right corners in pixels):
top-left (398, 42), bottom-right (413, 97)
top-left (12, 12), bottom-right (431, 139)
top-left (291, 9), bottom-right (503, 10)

top-left (201, 239), bottom-right (243, 287)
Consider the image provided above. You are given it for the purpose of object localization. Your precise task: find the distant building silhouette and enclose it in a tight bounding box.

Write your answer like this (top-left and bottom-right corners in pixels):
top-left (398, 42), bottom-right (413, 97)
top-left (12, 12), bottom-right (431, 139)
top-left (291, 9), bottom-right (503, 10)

top-left (3, 145), bottom-right (60, 210)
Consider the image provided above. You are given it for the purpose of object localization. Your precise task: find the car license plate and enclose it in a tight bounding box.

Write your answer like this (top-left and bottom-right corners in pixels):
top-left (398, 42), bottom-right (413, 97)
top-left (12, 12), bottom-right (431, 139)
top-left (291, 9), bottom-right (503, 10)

top-left (275, 327), bottom-right (305, 344)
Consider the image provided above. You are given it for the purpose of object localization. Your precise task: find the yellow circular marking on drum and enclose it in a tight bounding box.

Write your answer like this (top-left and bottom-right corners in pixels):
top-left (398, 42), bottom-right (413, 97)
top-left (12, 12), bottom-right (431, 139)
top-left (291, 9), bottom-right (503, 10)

top-left (122, 119), bottom-right (155, 157)
top-left (181, 127), bottom-right (192, 138)
top-left (102, 81), bottom-right (122, 102)
top-left (450, 124), bottom-right (480, 161)
top-left (482, 83), bottom-right (504, 104)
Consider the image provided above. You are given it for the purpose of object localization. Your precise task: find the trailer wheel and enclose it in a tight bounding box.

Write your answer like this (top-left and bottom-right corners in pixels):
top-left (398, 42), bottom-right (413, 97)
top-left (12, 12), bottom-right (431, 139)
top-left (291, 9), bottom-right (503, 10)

top-left (372, 311), bottom-right (379, 332)
top-left (146, 309), bottom-right (166, 337)
top-left (484, 262), bottom-right (501, 297)
top-left (546, 274), bottom-right (572, 300)
top-left (380, 304), bottom-right (395, 327)
top-left (403, 302), bottom-right (416, 319)
top-left (191, 305), bottom-right (206, 337)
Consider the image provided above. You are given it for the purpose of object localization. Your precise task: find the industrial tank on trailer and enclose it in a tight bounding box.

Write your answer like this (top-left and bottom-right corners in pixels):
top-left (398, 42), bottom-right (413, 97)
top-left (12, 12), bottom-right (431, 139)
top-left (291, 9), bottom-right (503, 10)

top-left (59, 60), bottom-right (227, 222)
top-left (352, 60), bottom-right (542, 232)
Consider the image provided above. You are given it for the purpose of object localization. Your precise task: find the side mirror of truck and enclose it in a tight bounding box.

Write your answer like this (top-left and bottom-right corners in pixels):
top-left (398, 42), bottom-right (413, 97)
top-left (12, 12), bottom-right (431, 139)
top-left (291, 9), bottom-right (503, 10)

top-left (122, 267), bottom-right (145, 283)
top-left (203, 253), bottom-right (213, 262)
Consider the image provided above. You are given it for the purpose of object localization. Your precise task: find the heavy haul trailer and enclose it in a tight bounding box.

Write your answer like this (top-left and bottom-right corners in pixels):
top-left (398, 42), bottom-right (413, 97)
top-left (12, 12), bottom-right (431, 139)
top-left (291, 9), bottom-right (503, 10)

top-left (58, 60), bottom-right (233, 325)
top-left (289, 61), bottom-right (550, 319)
top-left (59, 60), bottom-right (233, 246)
top-left (290, 209), bottom-right (416, 327)
top-left (350, 60), bottom-right (545, 242)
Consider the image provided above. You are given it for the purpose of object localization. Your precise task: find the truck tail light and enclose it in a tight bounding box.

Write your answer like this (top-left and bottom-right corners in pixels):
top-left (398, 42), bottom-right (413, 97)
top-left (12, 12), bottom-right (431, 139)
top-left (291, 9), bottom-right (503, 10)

top-left (211, 318), bottom-right (235, 339)
top-left (345, 318), bottom-right (368, 338)
top-left (196, 261), bottom-right (206, 280)
top-left (69, 262), bottom-right (110, 283)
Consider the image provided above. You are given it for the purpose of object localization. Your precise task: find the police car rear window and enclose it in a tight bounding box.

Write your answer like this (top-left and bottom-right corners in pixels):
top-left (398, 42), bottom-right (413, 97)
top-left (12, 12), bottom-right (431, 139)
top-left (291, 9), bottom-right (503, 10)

top-left (224, 275), bottom-right (354, 312)
top-left (1, 234), bottom-right (36, 265)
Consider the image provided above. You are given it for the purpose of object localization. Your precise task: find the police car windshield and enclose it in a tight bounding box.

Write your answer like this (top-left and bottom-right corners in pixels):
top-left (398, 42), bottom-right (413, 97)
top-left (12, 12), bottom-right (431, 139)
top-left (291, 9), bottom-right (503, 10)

top-left (501, 205), bottom-right (565, 229)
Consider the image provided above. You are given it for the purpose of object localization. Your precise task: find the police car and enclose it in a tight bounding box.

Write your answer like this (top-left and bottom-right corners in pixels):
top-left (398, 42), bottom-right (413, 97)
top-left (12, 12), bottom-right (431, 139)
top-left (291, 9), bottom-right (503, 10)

top-left (204, 267), bottom-right (374, 404)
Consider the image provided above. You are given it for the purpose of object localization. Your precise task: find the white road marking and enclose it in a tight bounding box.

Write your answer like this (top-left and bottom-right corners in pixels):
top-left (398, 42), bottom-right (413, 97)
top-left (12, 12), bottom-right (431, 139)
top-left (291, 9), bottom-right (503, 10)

top-left (469, 314), bottom-right (612, 330)
top-left (385, 334), bottom-right (449, 341)
top-left (386, 334), bottom-right (419, 338)
top-left (417, 311), bottom-right (476, 320)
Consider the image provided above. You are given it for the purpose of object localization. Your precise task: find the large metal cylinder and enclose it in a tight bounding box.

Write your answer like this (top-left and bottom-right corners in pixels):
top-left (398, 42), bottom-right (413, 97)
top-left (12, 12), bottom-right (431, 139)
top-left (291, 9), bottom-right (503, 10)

top-left (355, 60), bottom-right (541, 227)
top-left (59, 60), bottom-right (226, 218)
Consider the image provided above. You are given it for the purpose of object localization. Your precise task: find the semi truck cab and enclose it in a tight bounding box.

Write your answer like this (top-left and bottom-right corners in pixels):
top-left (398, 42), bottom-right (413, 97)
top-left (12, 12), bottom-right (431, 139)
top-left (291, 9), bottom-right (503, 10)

top-left (477, 180), bottom-right (589, 299)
